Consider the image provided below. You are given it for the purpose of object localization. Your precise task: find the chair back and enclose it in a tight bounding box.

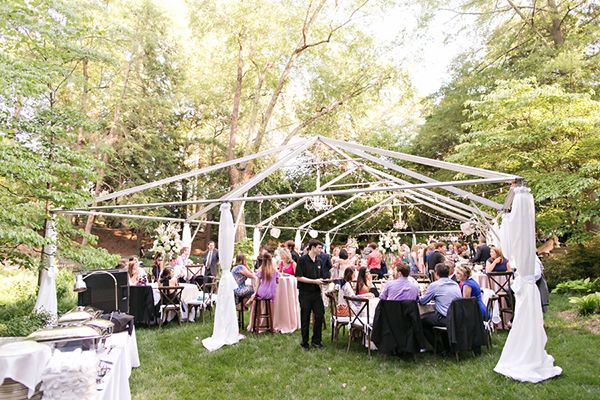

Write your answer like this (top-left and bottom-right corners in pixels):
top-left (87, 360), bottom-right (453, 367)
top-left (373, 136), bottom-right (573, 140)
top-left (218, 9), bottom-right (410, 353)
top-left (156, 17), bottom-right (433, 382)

top-left (325, 289), bottom-right (339, 316)
top-left (344, 296), bottom-right (370, 328)
top-left (372, 300), bottom-right (428, 354)
top-left (202, 278), bottom-right (219, 304)
top-left (158, 286), bottom-right (184, 307)
top-left (446, 297), bottom-right (487, 352)
top-left (486, 271), bottom-right (513, 296)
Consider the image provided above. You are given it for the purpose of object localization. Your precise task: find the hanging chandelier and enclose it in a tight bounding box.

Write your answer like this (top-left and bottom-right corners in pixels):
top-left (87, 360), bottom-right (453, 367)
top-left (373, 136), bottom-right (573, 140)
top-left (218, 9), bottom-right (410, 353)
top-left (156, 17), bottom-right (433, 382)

top-left (304, 156), bottom-right (333, 212)
top-left (393, 201), bottom-right (408, 230)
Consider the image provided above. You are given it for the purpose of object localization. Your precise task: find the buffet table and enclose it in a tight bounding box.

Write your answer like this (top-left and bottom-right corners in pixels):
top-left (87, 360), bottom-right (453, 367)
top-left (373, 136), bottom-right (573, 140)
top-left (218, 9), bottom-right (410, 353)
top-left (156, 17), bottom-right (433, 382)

top-left (0, 328), bottom-right (139, 400)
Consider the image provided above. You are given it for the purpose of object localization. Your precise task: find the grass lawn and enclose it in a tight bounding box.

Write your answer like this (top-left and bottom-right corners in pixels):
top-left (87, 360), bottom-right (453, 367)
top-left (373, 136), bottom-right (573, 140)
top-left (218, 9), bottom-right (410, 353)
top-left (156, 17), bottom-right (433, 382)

top-left (130, 294), bottom-right (600, 400)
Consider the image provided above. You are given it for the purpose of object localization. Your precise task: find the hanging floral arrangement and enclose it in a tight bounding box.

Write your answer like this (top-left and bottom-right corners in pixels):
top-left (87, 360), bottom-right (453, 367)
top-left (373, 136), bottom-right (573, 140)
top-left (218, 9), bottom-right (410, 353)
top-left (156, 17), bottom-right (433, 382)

top-left (378, 231), bottom-right (402, 254)
top-left (151, 223), bottom-right (182, 256)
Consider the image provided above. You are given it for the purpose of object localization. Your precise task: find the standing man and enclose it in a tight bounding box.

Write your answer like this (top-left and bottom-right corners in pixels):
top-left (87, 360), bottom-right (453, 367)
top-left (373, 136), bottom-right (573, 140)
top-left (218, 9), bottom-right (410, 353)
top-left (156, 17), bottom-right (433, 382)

top-left (286, 240), bottom-right (300, 265)
top-left (470, 237), bottom-right (490, 264)
top-left (295, 239), bottom-right (327, 350)
top-left (203, 241), bottom-right (219, 284)
top-left (427, 242), bottom-right (446, 274)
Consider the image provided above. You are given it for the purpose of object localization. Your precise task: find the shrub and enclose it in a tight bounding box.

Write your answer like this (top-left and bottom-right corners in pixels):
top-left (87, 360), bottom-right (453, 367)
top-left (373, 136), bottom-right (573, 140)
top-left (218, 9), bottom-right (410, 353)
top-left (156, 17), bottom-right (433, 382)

top-left (543, 234), bottom-right (600, 289)
top-left (569, 293), bottom-right (600, 316)
top-left (0, 311), bottom-right (53, 337)
top-left (552, 278), bottom-right (600, 294)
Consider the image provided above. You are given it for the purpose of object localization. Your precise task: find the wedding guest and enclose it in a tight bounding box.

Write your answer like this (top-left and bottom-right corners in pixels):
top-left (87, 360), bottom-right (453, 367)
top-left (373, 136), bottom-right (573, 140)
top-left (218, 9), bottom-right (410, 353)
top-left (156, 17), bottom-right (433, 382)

top-left (278, 248), bottom-right (297, 275)
top-left (485, 246), bottom-right (512, 273)
top-left (203, 241), bottom-right (219, 283)
top-left (417, 244), bottom-right (426, 273)
top-left (127, 256), bottom-right (147, 286)
top-left (455, 265), bottom-right (486, 319)
top-left (151, 253), bottom-right (164, 283)
top-left (285, 240), bottom-right (300, 264)
top-left (231, 253), bottom-right (257, 305)
top-left (356, 267), bottom-right (373, 295)
top-left (338, 267), bottom-right (373, 316)
top-left (471, 237), bottom-right (491, 264)
top-left (347, 247), bottom-right (359, 269)
top-left (295, 239), bottom-right (327, 350)
top-left (159, 267), bottom-right (177, 287)
top-left (379, 262), bottom-right (419, 301)
top-left (331, 247), bottom-right (341, 277)
top-left (366, 242), bottom-right (382, 278)
top-left (409, 245), bottom-right (420, 274)
top-left (116, 257), bottom-right (128, 269)
top-left (419, 263), bottom-right (462, 346)
top-left (427, 242), bottom-right (446, 273)
top-left (255, 252), bottom-right (279, 302)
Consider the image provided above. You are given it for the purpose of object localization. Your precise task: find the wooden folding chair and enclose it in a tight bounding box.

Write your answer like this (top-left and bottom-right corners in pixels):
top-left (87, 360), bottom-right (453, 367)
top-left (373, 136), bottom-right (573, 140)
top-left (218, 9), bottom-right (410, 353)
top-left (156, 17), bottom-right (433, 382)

top-left (158, 286), bottom-right (184, 327)
top-left (483, 293), bottom-right (499, 348)
top-left (344, 296), bottom-right (373, 357)
top-left (325, 290), bottom-right (348, 346)
top-left (201, 278), bottom-right (219, 321)
top-left (486, 272), bottom-right (514, 329)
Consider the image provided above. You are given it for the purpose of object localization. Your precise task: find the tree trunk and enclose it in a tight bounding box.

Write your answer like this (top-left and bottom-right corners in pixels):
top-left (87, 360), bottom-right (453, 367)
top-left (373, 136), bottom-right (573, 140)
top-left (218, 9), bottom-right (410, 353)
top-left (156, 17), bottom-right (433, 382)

top-left (546, 0), bottom-right (565, 46)
top-left (228, 34), bottom-right (247, 240)
top-left (76, 58), bottom-right (89, 151)
top-left (82, 55), bottom-right (134, 243)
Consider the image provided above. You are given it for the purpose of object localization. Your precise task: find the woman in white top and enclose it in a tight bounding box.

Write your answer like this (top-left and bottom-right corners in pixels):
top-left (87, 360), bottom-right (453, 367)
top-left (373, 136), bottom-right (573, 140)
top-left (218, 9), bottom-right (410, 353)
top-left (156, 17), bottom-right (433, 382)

top-left (337, 267), bottom-right (373, 317)
top-left (127, 256), bottom-right (147, 286)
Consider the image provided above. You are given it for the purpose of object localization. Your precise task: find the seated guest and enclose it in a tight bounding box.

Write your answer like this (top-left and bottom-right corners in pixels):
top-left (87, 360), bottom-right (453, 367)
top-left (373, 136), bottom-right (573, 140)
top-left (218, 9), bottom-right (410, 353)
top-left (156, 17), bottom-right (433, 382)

top-left (419, 262), bottom-right (462, 346)
top-left (231, 253), bottom-right (257, 305)
top-left (338, 267), bottom-right (373, 316)
top-left (278, 248), bottom-right (297, 275)
top-left (116, 257), bottom-right (128, 269)
top-left (335, 249), bottom-right (351, 283)
top-left (159, 267), bottom-right (177, 287)
top-left (446, 259), bottom-right (458, 282)
top-left (379, 262), bottom-right (419, 301)
top-left (356, 267), bottom-right (373, 295)
top-left (485, 246), bottom-right (512, 273)
top-left (151, 253), bottom-right (164, 283)
top-left (127, 256), bottom-right (147, 286)
top-left (455, 265), bottom-right (486, 320)
top-left (426, 242), bottom-right (446, 273)
top-left (255, 252), bottom-right (279, 301)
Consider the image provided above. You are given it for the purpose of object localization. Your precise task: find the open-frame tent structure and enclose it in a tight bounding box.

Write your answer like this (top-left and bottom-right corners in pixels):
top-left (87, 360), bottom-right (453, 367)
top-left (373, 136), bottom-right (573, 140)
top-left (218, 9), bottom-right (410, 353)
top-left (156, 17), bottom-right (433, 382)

top-left (35, 136), bottom-right (561, 382)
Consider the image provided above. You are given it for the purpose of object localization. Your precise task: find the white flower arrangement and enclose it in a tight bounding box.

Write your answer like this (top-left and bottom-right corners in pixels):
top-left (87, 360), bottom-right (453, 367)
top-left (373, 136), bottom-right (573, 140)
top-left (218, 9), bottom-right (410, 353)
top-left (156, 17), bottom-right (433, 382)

top-left (378, 231), bottom-right (402, 254)
top-left (151, 223), bottom-right (182, 256)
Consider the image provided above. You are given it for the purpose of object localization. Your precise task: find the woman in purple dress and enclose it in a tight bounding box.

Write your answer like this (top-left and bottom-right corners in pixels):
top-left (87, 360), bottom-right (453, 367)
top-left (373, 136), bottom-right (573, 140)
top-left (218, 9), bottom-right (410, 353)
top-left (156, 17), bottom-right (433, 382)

top-left (256, 252), bottom-right (279, 301)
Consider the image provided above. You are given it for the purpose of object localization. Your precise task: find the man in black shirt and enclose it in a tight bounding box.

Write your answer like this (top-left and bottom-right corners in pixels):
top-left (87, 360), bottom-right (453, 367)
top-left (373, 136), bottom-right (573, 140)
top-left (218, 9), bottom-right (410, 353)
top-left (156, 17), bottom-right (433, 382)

top-left (427, 242), bottom-right (446, 272)
top-left (295, 239), bottom-right (327, 350)
top-left (470, 237), bottom-right (491, 264)
top-left (286, 240), bottom-right (300, 265)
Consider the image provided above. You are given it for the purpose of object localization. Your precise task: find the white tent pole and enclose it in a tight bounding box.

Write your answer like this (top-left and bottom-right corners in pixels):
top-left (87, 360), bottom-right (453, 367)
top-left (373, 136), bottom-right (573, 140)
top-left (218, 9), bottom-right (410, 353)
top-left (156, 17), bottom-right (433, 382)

top-left (327, 193), bottom-right (400, 233)
top-left (58, 210), bottom-right (333, 232)
top-left (364, 166), bottom-right (475, 219)
top-left (71, 176), bottom-right (513, 212)
top-left (255, 168), bottom-right (355, 227)
top-left (95, 142), bottom-right (298, 203)
top-left (187, 137), bottom-right (319, 221)
top-left (321, 136), bottom-right (517, 179)
top-left (298, 192), bottom-right (365, 229)
top-left (326, 138), bottom-right (505, 210)
top-left (321, 141), bottom-right (487, 218)
top-left (233, 195), bottom-right (247, 233)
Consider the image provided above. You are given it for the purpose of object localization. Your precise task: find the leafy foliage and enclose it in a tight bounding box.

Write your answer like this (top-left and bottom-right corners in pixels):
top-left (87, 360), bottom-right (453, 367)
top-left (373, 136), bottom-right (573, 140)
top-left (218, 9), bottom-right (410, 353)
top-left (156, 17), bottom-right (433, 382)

top-left (569, 293), bottom-right (600, 316)
top-left (552, 278), bottom-right (600, 295)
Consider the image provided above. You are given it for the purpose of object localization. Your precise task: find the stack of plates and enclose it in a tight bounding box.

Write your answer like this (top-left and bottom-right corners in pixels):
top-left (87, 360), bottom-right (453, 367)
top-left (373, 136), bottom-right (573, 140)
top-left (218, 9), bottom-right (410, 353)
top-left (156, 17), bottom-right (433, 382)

top-left (0, 379), bottom-right (42, 400)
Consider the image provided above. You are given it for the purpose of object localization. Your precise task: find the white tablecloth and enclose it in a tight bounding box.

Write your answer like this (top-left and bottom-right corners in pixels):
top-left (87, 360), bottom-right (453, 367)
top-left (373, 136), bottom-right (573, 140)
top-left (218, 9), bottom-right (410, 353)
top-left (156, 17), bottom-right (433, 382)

top-left (0, 341), bottom-right (51, 398)
top-left (94, 328), bottom-right (140, 400)
top-left (151, 283), bottom-right (201, 321)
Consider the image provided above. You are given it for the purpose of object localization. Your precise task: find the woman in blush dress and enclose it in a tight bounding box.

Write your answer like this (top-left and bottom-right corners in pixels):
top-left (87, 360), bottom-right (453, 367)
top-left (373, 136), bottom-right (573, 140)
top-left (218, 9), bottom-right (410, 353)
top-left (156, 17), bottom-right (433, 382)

top-left (278, 248), bottom-right (296, 275)
top-left (255, 252), bottom-right (279, 302)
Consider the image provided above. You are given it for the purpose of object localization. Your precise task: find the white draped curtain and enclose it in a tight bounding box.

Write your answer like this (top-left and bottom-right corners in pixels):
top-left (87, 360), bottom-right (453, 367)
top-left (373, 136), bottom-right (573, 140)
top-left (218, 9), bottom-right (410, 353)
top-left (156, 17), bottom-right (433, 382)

top-left (34, 217), bottom-right (58, 317)
top-left (494, 187), bottom-right (561, 382)
top-left (202, 203), bottom-right (241, 351)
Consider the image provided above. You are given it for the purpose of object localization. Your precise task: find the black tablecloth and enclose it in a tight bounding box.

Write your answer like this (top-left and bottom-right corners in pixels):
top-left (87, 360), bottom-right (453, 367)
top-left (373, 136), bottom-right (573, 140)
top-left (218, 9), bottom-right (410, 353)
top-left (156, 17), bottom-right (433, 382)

top-left (128, 286), bottom-right (158, 325)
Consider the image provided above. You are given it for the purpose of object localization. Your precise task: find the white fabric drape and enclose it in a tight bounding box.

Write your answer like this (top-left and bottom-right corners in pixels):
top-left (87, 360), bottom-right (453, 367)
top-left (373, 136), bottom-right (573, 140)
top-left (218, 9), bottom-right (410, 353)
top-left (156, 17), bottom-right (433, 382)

top-left (412, 233), bottom-right (417, 247)
top-left (494, 187), bottom-right (561, 382)
top-left (499, 213), bottom-right (512, 259)
top-left (325, 233), bottom-right (331, 253)
top-left (35, 217), bottom-right (58, 317)
top-left (294, 230), bottom-right (302, 253)
top-left (487, 220), bottom-right (501, 248)
top-left (202, 203), bottom-right (241, 351)
top-left (181, 222), bottom-right (192, 249)
top-left (253, 227), bottom-right (261, 259)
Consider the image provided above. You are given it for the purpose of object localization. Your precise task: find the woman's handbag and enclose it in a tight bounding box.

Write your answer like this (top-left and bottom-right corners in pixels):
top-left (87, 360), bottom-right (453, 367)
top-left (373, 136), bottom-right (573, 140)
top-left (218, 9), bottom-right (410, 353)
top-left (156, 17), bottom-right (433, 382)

top-left (335, 303), bottom-right (349, 317)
